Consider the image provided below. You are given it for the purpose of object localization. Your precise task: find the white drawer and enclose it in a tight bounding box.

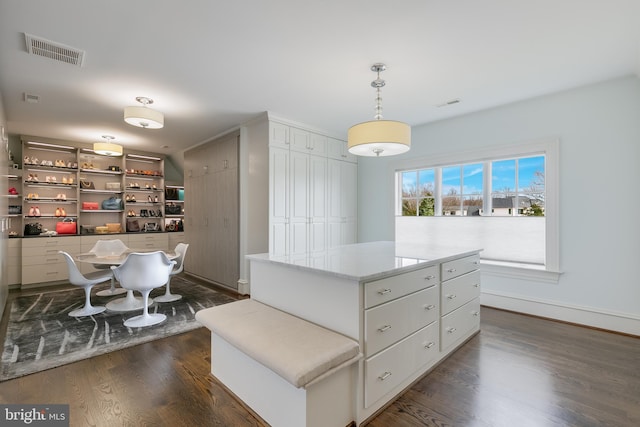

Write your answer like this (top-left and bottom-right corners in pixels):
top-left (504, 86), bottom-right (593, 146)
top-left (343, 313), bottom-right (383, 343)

top-left (7, 238), bottom-right (22, 250)
top-left (21, 236), bottom-right (79, 248)
top-left (22, 262), bottom-right (68, 284)
top-left (8, 264), bottom-right (21, 285)
top-left (441, 270), bottom-right (481, 316)
top-left (364, 264), bottom-right (439, 309)
top-left (81, 235), bottom-right (128, 247)
top-left (441, 253), bottom-right (480, 281)
top-left (440, 298), bottom-right (481, 352)
top-left (365, 286), bottom-right (438, 356)
top-left (128, 233), bottom-right (168, 250)
top-left (364, 322), bottom-right (439, 408)
top-left (22, 243), bottom-right (79, 259)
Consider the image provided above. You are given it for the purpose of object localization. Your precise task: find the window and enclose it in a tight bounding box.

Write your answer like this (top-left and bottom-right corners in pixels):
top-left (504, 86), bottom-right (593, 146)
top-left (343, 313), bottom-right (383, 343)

top-left (394, 138), bottom-right (559, 277)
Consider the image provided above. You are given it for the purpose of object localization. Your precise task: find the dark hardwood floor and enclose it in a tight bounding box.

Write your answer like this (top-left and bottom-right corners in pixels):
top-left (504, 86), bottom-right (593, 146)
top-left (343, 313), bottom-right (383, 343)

top-left (1, 284), bottom-right (638, 426)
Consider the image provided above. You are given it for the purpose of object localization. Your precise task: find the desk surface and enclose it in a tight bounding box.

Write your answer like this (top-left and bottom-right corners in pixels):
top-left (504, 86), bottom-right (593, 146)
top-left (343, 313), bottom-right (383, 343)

top-left (77, 250), bottom-right (177, 265)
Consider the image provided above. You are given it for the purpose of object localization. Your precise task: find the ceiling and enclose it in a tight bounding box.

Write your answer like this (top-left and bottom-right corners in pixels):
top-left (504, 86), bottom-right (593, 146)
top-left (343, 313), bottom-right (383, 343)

top-left (1, 1), bottom-right (639, 166)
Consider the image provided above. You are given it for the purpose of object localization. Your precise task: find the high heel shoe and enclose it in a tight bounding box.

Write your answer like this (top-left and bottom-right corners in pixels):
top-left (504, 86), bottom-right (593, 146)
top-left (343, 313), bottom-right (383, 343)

top-left (34, 206), bottom-right (41, 217)
top-left (125, 194), bottom-right (131, 202)
top-left (55, 207), bottom-right (61, 217)
top-left (28, 206), bottom-right (36, 217)
top-left (148, 195), bottom-right (152, 203)
top-left (154, 195), bottom-right (158, 203)
top-left (60, 207), bottom-right (66, 217)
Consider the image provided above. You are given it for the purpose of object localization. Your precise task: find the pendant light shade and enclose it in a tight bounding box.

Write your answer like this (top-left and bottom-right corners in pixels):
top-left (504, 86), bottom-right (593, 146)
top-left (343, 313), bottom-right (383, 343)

top-left (124, 97), bottom-right (164, 129)
top-left (347, 63), bottom-right (411, 157)
top-left (348, 120), bottom-right (411, 156)
top-left (93, 135), bottom-right (123, 156)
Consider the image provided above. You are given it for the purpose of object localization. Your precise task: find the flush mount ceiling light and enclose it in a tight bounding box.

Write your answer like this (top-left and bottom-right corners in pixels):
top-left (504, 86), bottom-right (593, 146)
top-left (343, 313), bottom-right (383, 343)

top-left (93, 135), bottom-right (123, 156)
top-left (347, 63), bottom-right (411, 157)
top-left (124, 97), bottom-right (164, 129)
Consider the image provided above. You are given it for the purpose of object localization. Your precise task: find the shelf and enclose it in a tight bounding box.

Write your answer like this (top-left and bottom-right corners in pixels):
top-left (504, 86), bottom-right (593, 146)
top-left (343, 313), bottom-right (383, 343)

top-left (81, 209), bottom-right (124, 213)
top-left (24, 215), bottom-right (78, 219)
top-left (80, 168), bottom-right (123, 175)
top-left (80, 189), bottom-right (123, 194)
top-left (165, 215), bottom-right (184, 218)
top-left (24, 182), bottom-right (77, 188)
top-left (23, 199), bottom-right (77, 204)
top-left (25, 165), bottom-right (77, 173)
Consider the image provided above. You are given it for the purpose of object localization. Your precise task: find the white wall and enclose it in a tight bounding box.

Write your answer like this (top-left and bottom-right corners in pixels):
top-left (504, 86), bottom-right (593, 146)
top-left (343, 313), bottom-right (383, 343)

top-left (357, 76), bottom-right (640, 335)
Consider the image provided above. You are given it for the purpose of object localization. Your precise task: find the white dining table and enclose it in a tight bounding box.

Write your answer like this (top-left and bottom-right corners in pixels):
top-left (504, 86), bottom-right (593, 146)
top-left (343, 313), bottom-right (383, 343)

top-left (76, 250), bottom-right (178, 312)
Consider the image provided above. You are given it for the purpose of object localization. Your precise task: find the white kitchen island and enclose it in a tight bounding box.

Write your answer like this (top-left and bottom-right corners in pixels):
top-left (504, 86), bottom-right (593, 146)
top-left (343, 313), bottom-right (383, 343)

top-left (247, 241), bottom-right (482, 425)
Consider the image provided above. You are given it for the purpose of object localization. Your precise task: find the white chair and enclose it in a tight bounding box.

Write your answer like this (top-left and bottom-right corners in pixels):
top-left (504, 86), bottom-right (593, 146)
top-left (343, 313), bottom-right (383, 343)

top-left (111, 251), bottom-right (176, 328)
top-left (59, 251), bottom-right (111, 317)
top-left (90, 239), bottom-right (129, 296)
top-left (154, 243), bottom-right (189, 303)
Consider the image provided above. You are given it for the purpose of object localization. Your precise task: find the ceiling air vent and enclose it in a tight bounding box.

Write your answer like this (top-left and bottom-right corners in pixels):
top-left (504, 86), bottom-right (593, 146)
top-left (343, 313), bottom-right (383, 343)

top-left (24, 33), bottom-right (85, 67)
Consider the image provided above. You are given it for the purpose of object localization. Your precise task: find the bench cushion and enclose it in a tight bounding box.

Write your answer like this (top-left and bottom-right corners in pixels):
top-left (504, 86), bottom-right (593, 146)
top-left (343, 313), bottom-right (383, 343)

top-left (196, 299), bottom-right (360, 388)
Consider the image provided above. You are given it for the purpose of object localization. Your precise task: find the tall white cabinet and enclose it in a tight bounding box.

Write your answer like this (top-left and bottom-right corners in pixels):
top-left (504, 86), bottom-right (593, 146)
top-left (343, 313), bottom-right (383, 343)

top-left (268, 121), bottom-right (356, 256)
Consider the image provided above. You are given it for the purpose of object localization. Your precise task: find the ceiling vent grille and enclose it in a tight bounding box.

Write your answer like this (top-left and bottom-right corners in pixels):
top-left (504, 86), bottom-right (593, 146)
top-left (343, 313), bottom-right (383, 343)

top-left (24, 33), bottom-right (85, 67)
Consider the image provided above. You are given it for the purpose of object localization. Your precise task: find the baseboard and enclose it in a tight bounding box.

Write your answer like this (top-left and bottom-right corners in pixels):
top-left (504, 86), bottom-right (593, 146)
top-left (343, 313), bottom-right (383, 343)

top-left (237, 279), bottom-right (250, 295)
top-left (480, 290), bottom-right (640, 337)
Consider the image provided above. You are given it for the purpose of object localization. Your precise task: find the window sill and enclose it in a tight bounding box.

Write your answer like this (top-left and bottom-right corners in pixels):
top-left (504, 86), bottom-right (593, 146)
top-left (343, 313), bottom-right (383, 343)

top-left (480, 260), bottom-right (562, 284)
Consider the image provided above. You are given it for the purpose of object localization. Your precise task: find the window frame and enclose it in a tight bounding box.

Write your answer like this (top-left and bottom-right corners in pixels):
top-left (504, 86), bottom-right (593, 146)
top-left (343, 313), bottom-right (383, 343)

top-left (392, 138), bottom-right (560, 276)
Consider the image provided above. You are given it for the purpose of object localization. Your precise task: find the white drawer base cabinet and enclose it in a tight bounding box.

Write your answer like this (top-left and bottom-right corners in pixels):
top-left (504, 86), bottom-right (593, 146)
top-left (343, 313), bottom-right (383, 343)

top-left (247, 241), bottom-right (482, 425)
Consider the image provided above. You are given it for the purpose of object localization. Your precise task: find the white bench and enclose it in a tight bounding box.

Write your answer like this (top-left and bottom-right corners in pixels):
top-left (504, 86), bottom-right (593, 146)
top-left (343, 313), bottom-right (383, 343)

top-left (196, 299), bottom-right (361, 427)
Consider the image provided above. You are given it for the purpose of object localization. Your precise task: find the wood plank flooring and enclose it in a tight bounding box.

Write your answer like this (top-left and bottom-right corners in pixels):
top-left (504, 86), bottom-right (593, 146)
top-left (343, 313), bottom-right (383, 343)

top-left (1, 284), bottom-right (638, 426)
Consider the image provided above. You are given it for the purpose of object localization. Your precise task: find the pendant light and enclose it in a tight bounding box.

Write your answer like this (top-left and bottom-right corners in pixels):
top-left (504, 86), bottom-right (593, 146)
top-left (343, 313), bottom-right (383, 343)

top-left (348, 63), bottom-right (411, 157)
top-left (124, 96), bottom-right (164, 129)
top-left (93, 135), bottom-right (123, 156)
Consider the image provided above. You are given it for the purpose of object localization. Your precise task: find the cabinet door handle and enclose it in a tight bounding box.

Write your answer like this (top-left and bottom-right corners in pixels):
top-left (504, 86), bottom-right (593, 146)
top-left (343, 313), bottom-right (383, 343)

top-left (446, 327), bottom-right (457, 334)
top-left (424, 275), bottom-right (436, 280)
top-left (446, 294), bottom-right (457, 300)
top-left (424, 342), bottom-right (435, 349)
top-left (424, 304), bottom-right (436, 310)
top-left (472, 311), bottom-right (480, 317)
top-left (377, 288), bottom-right (392, 295)
top-left (474, 283), bottom-right (480, 288)
top-left (446, 268), bottom-right (456, 273)
top-left (378, 325), bottom-right (392, 333)
top-left (378, 371), bottom-right (392, 381)
top-left (473, 260), bottom-right (480, 265)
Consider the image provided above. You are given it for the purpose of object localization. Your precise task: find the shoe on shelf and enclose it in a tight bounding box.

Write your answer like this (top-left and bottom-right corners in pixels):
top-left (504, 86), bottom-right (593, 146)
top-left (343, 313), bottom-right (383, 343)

top-left (131, 194), bottom-right (136, 202)
top-left (34, 206), bottom-right (41, 217)
top-left (68, 177), bottom-right (74, 185)
top-left (125, 194), bottom-right (130, 202)
top-left (31, 157), bottom-right (38, 165)
top-left (154, 195), bottom-right (159, 203)
top-left (61, 208), bottom-right (66, 217)
top-left (32, 174), bottom-right (38, 182)
top-left (55, 207), bottom-right (61, 217)
top-left (24, 156), bottom-right (31, 165)
top-left (61, 193), bottom-right (66, 201)
top-left (148, 195), bottom-right (152, 203)
top-left (145, 184), bottom-right (150, 189)
top-left (8, 187), bottom-right (18, 195)
top-left (28, 206), bottom-right (36, 216)
top-left (32, 193), bottom-right (39, 200)
top-left (152, 184), bottom-right (157, 190)
top-left (62, 176), bottom-right (68, 184)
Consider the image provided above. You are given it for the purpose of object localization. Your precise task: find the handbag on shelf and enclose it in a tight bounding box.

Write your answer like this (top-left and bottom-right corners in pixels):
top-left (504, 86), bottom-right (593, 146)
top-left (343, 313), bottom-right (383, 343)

top-left (80, 180), bottom-right (95, 189)
top-left (102, 196), bottom-right (123, 210)
top-left (55, 218), bottom-right (77, 235)
top-left (165, 187), bottom-right (178, 200)
top-left (126, 219), bottom-right (140, 232)
top-left (24, 222), bottom-right (43, 236)
top-left (82, 202), bottom-right (99, 210)
top-left (144, 222), bottom-right (159, 232)
top-left (165, 203), bottom-right (181, 215)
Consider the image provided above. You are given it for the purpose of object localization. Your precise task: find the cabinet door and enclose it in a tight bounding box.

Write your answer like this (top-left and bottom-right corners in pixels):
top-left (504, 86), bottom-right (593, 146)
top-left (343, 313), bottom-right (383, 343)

top-left (308, 155), bottom-right (327, 252)
top-left (328, 159), bottom-right (357, 247)
top-left (269, 122), bottom-right (289, 148)
top-left (218, 167), bottom-right (239, 289)
top-left (309, 133), bottom-right (327, 156)
top-left (269, 148), bottom-right (289, 255)
top-left (289, 150), bottom-right (309, 255)
top-left (289, 127), bottom-right (310, 153)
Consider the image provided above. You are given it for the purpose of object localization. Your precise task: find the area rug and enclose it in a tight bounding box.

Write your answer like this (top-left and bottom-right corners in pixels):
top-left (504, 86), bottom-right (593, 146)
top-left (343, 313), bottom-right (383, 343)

top-left (0, 276), bottom-right (236, 381)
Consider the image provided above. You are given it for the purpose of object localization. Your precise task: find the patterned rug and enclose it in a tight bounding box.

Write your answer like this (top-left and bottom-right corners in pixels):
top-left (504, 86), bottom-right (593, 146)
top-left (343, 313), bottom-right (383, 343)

top-left (0, 275), bottom-right (236, 381)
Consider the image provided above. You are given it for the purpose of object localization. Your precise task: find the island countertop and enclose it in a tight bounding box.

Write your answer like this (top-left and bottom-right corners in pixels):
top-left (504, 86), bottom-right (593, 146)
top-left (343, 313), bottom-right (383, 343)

top-left (246, 241), bottom-right (482, 282)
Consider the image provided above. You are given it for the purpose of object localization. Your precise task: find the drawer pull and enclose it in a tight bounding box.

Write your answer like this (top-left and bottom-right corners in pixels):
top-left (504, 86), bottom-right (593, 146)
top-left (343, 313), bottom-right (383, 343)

top-left (378, 371), bottom-right (392, 381)
top-left (424, 304), bottom-right (436, 311)
top-left (424, 275), bottom-right (436, 280)
top-left (446, 294), bottom-right (457, 300)
top-left (377, 288), bottom-right (392, 295)
top-left (446, 268), bottom-right (456, 273)
top-left (424, 342), bottom-right (435, 349)
top-left (446, 327), bottom-right (457, 334)
top-left (378, 325), bottom-right (392, 333)
top-left (472, 260), bottom-right (480, 265)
